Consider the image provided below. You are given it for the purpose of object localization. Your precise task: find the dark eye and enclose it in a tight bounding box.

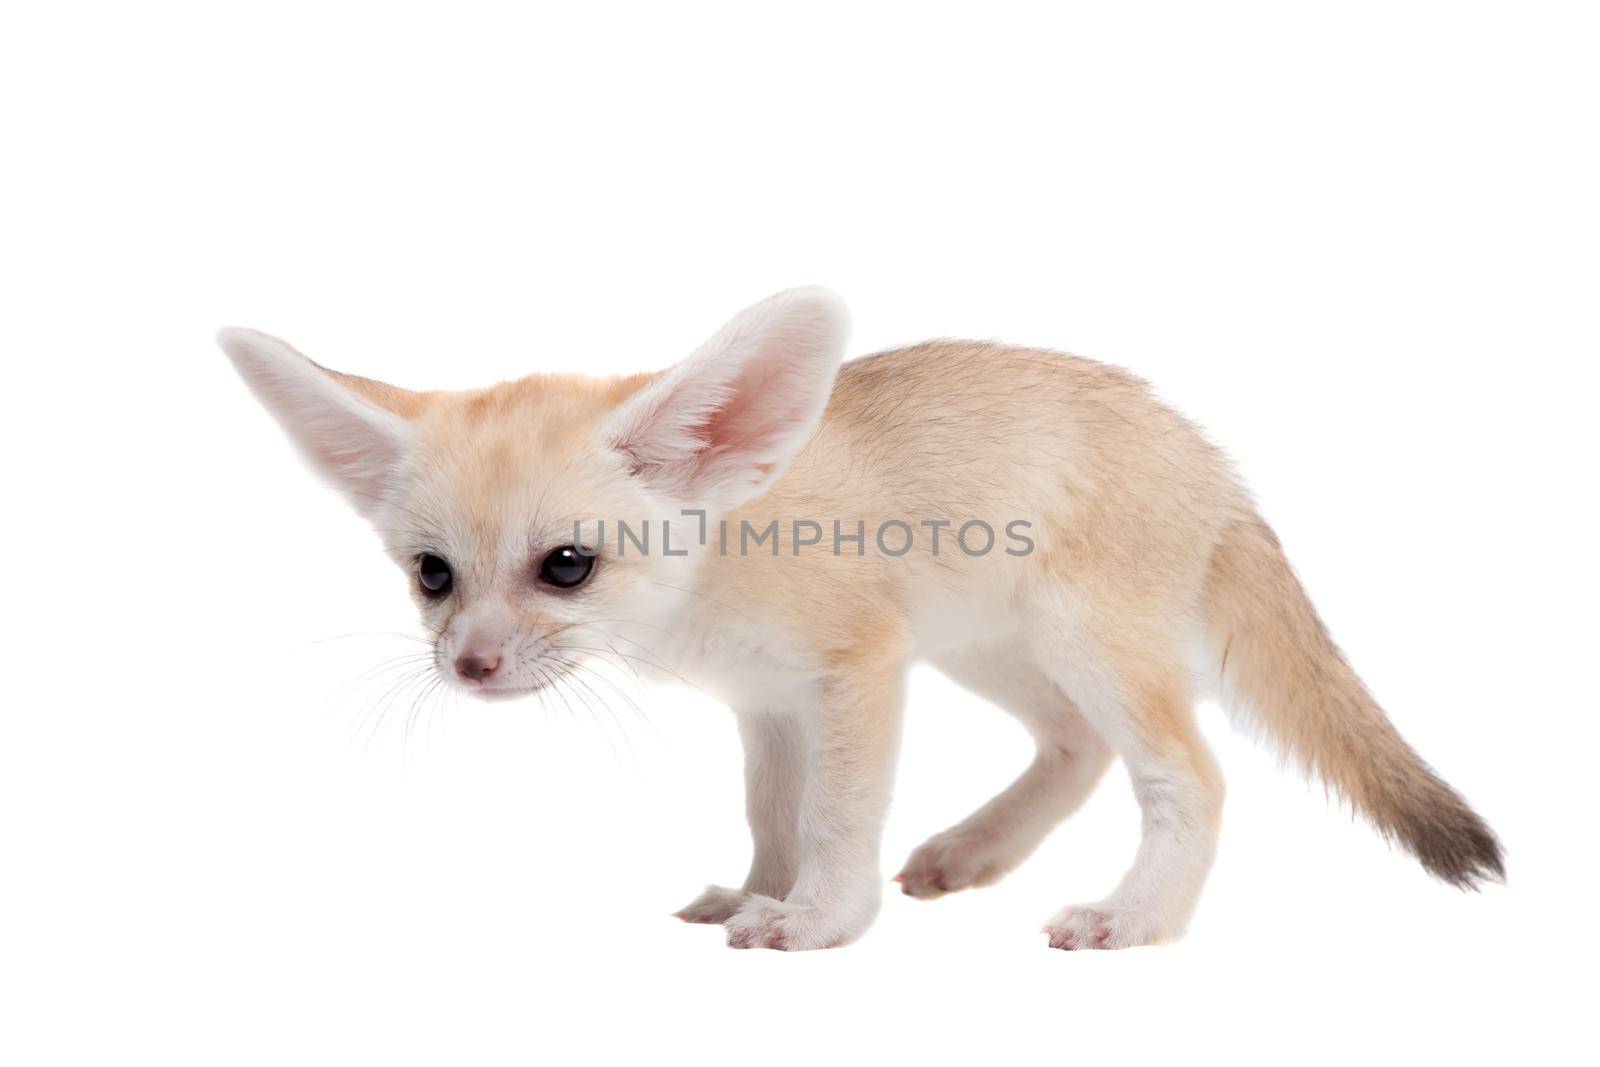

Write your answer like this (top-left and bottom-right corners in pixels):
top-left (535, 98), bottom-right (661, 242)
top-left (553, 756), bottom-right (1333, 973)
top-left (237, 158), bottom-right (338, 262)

top-left (418, 553), bottom-right (453, 596)
top-left (539, 545), bottom-right (595, 589)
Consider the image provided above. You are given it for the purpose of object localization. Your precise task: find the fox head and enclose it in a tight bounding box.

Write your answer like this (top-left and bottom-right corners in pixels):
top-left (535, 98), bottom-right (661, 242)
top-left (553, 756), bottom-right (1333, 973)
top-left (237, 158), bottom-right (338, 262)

top-left (219, 288), bottom-right (849, 698)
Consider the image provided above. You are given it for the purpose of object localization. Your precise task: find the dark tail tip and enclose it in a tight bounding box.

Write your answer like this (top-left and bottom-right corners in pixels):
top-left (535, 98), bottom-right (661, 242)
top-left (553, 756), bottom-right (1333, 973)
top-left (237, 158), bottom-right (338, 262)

top-left (1404, 803), bottom-right (1505, 890)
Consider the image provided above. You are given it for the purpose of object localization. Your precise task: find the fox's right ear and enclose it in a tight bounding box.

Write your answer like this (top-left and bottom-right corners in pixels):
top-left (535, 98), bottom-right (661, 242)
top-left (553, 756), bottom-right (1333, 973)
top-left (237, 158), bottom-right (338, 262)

top-left (216, 328), bottom-right (420, 518)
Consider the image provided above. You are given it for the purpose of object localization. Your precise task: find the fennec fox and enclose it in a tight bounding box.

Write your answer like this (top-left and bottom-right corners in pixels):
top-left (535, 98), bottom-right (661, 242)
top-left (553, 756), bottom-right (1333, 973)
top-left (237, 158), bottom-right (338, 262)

top-left (219, 287), bottom-right (1501, 951)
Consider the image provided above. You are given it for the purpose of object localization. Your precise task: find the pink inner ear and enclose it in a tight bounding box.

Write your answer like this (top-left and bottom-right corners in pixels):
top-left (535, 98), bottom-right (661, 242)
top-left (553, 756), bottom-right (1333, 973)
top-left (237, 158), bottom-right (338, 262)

top-left (694, 350), bottom-right (806, 459)
top-left (694, 388), bottom-right (753, 453)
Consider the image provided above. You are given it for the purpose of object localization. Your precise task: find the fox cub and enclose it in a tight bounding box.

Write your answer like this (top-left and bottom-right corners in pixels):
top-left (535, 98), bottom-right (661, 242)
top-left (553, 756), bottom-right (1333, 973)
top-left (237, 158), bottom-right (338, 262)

top-left (220, 288), bottom-right (1500, 951)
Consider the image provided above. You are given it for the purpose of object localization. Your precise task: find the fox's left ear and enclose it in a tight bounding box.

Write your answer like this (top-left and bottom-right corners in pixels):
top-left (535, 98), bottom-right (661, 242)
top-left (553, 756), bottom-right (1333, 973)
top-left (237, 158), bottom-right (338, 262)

top-left (217, 328), bottom-right (423, 519)
top-left (606, 287), bottom-right (850, 508)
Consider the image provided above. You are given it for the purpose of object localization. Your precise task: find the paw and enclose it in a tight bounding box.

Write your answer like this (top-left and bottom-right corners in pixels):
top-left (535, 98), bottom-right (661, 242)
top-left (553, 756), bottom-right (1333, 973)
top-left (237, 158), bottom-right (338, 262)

top-left (894, 830), bottom-right (1013, 899)
top-left (724, 894), bottom-right (873, 951)
top-left (1042, 904), bottom-right (1164, 951)
top-left (674, 885), bottom-right (748, 925)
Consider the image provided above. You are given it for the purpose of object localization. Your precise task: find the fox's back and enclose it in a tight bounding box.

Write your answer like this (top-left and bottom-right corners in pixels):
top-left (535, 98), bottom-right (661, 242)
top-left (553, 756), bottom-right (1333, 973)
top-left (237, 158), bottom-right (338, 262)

top-left (797, 341), bottom-right (1245, 531)
top-left (704, 341), bottom-right (1253, 660)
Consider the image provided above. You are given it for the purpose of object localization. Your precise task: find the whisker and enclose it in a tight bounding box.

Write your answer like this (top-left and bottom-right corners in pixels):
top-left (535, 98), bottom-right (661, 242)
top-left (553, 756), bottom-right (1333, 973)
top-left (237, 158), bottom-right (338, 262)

top-left (551, 647), bottom-right (663, 742)
top-left (325, 652), bottom-right (436, 707)
top-left (363, 664), bottom-right (439, 755)
top-left (343, 664), bottom-right (433, 753)
top-left (404, 671), bottom-right (449, 765)
top-left (547, 661), bottom-right (620, 761)
top-left (554, 655), bottom-right (639, 762)
top-left (573, 628), bottom-right (714, 698)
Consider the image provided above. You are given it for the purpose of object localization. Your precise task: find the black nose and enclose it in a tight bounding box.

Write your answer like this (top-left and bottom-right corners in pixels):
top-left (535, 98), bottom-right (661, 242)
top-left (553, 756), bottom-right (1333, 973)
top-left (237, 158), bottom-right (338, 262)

top-left (455, 654), bottom-right (500, 681)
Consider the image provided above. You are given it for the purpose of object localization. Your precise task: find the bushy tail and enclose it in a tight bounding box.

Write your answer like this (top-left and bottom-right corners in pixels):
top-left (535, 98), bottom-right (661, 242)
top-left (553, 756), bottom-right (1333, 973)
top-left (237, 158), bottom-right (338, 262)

top-left (1202, 517), bottom-right (1502, 887)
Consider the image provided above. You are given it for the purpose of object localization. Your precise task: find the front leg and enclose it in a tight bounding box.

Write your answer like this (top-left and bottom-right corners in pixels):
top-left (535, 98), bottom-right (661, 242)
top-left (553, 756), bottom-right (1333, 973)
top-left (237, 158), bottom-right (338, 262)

top-left (725, 649), bottom-right (907, 950)
top-left (675, 710), bottom-right (806, 924)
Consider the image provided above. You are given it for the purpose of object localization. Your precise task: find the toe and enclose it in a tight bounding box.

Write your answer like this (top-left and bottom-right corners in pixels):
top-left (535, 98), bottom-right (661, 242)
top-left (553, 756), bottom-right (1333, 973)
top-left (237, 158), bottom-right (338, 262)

top-left (675, 885), bottom-right (747, 925)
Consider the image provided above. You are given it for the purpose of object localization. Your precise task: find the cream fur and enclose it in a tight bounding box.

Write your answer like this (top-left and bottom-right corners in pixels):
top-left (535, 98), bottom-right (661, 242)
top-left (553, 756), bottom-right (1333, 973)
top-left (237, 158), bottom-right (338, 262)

top-left (219, 287), bottom-right (1502, 951)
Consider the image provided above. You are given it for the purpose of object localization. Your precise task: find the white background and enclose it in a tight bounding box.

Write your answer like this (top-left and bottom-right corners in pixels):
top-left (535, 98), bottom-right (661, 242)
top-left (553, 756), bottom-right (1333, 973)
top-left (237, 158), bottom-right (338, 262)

top-left (3, 2), bottom-right (1596, 1064)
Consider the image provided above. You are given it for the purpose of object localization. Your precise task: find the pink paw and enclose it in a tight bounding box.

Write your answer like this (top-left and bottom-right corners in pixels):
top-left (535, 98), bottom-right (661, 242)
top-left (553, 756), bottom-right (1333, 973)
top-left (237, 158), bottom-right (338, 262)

top-left (894, 831), bottom-right (1010, 899)
top-left (723, 894), bottom-right (872, 951)
top-left (1042, 905), bottom-right (1163, 951)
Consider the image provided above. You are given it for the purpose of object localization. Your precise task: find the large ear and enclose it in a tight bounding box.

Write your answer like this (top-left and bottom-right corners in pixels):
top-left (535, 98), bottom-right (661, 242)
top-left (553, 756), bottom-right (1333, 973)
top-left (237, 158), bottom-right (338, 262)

top-left (217, 328), bottom-right (420, 518)
top-left (605, 287), bottom-right (849, 508)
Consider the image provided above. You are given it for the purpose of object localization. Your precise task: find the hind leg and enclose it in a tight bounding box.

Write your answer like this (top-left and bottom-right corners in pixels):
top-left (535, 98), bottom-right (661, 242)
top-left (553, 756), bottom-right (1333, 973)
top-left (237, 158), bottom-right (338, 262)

top-left (1029, 600), bottom-right (1225, 949)
top-left (896, 644), bottom-right (1112, 899)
